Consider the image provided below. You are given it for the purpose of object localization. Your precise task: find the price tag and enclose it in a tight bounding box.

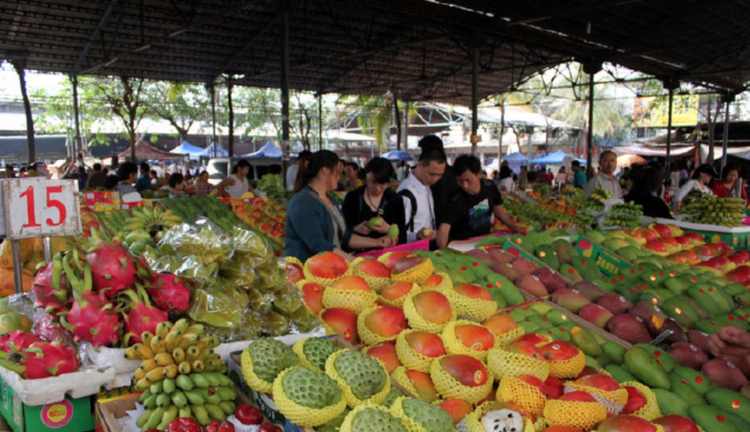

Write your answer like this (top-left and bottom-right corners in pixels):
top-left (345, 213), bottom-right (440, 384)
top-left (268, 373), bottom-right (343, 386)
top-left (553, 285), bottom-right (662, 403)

top-left (0, 178), bottom-right (82, 239)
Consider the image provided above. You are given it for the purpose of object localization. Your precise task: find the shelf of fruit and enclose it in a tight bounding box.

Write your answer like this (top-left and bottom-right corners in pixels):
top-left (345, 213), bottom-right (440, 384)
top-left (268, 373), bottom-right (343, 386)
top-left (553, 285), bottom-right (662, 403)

top-left (227, 194), bottom-right (286, 250)
top-left (253, 250), bottom-right (750, 432)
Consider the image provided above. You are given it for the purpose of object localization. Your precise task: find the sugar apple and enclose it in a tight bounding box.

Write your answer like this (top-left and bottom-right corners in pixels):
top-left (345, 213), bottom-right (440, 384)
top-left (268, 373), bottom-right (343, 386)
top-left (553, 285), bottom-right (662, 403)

top-left (328, 350), bottom-right (388, 403)
top-left (242, 338), bottom-right (299, 392)
top-left (342, 405), bottom-right (407, 432)
top-left (393, 397), bottom-right (455, 432)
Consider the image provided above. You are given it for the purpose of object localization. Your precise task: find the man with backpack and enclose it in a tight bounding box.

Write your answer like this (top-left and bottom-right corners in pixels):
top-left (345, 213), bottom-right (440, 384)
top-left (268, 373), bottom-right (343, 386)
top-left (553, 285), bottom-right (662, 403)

top-left (397, 142), bottom-right (447, 243)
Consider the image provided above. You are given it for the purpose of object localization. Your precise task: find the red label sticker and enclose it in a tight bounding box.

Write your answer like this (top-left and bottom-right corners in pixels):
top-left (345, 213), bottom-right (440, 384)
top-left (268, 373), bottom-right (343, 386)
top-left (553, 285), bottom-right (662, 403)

top-left (40, 400), bottom-right (73, 429)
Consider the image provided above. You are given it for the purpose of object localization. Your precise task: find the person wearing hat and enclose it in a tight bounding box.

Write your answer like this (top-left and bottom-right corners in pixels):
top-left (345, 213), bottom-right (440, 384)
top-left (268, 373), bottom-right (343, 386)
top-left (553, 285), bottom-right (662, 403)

top-left (673, 163), bottom-right (716, 209)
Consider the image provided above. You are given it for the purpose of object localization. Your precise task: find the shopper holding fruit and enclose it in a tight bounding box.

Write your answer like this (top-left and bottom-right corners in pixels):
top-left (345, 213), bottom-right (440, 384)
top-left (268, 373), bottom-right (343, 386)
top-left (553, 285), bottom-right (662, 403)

top-left (342, 157), bottom-right (406, 252)
top-left (435, 155), bottom-right (526, 248)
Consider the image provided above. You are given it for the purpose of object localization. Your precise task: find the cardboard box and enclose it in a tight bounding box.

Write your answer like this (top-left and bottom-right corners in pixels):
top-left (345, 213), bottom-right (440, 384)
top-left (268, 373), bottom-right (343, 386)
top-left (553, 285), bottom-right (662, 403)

top-left (0, 377), bottom-right (93, 432)
top-left (94, 393), bottom-right (139, 432)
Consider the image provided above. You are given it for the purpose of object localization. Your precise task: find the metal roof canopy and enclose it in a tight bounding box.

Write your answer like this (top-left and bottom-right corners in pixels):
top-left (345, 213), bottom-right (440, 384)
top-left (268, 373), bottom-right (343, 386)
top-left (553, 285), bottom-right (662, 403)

top-left (4, 0), bottom-right (748, 105)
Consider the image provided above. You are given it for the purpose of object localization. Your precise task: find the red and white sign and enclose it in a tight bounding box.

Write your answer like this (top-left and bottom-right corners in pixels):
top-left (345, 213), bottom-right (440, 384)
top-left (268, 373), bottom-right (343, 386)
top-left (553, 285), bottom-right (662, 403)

top-left (0, 178), bottom-right (81, 239)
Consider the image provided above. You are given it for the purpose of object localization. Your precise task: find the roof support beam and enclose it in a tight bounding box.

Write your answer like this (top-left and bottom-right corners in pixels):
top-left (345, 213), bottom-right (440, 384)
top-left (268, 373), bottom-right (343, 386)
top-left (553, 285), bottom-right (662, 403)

top-left (76, 0), bottom-right (119, 71)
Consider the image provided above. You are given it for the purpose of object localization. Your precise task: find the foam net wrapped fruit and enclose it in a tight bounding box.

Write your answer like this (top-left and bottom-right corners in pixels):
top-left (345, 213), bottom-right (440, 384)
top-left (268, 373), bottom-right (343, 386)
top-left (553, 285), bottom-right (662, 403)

top-left (325, 349), bottom-right (391, 407)
top-left (351, 257), bottom-right (392, 291)
top-left (487, 345), bottom-right (549, 382)
top-left (390, 367), bottom-right (438, 402)
top-left (439, 283), bottom-right (498, 322)
top-left (379, 281), bottom-right (421, 307)
top-left (389, 396), bottom-right (454, 432)
top-left (496, 375), bottom-right (547, 418)
top-left (429, 354), bottom-right (493, 404)
top-left (272, 366), bottom-right (347, 427)
top-left (402, 290), bottom-right (456, 333)
top-left (340, 403), bottom-right (407, 432)
top-left (357, 305), bottom-right (407, 345)
top-left (322, 276), bottom-right (377, 314)
top-left (542, 391), bottom-right (608, 430)
top-left (621, 381), bottom-right (662, 421)
top-left (441, 320), bottom-right (496, 360)
top-left (566, 373), bottom-right (628, 415)
top-left (240, 338), bottom-right (299, 394)
top-left (292, 336), bottom-right (340, 371)
top-left (483, 313), bottom-right (525, 347)
top-left (390, 256), bottom-right (434, 285)
top-left (304, 251), bottom-right (350, 286)
top-left (464, 402), bottom-right (536, 432)
top-left (395, 330), bottom-right (446, 372)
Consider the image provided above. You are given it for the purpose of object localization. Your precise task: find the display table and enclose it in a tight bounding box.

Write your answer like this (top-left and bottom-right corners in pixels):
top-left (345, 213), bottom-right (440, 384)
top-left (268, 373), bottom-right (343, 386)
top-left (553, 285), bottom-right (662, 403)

top-left (645, 216), bottom-right (750, 249)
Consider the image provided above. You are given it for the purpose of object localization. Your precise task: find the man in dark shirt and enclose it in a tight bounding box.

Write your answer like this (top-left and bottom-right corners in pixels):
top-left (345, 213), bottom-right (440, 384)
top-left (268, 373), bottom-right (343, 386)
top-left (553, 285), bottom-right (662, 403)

top-left (436, 155), bottom-right (526, 248)
top-left (86, 163), bottom-right (107, 189)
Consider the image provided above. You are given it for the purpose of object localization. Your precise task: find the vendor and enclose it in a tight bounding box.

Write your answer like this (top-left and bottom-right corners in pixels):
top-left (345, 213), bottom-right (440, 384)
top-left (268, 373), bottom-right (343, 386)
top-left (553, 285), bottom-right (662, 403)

top-left (712, 165), bottom-right (747, 201)
top-left (284, 151), bottom-right (392, 261)
top-left (435, 155), bottom-right (526, 249)
top-left (342, 157), bottom-right (406, 252)
top-left (114, 162), bottom-right (141, 200)
top-left (624, 165), bottom-right (672, 219)
top-left (673, 163), bottom-right (716, 208)
top-left (218, 159), bottom-right (251, 198)
top-left (584, 150), bottom-right (622, 199)
top-left (162, 173), bottom-right (187, 197)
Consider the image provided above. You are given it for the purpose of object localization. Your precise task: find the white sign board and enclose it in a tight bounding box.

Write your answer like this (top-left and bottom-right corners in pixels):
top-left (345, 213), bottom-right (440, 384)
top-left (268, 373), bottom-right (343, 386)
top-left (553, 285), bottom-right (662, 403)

top-left (0, 178), bottom-right (82, 239)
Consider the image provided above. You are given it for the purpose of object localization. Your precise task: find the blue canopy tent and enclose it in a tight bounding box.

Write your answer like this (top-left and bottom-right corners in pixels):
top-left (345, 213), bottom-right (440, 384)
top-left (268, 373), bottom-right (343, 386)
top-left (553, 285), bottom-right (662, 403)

top-left (170, 140), bottom-right (205, 160)
top-left (382, 150), bottom-right (413, 161)
top-left (502, 152), bottom-right (528, 174)
top-left (246, 142), bottom-right (283, 160)
top-left (200, 143), bottom-right (229, 158)
top-left (528, 151), bottom-right (573, 165)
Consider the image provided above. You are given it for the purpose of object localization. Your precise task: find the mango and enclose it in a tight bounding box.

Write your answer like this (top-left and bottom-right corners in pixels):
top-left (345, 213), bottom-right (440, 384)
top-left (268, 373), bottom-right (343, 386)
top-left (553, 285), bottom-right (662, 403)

top-left (669, 375), bottom-right (705, 406)
top-left (601, 341), bottom-right (626, 364)
top-left (672, 366), bottom-right (712, 395)
top-left (570, 326), bottom-right (601, 357)
top-left (624, 346), bottom-right (670, 389)
top-left (662, 295), bottom-right (701, 328)
top-left (706, 388), bottom-right (750, 423)
top-left (688, 405), bottom-right (740, 432)
top-left (654, 388), bottom-right (689, 416)
top-left (605, 364), bottom-right (635, 383)
top-left (687, 286), bottom-right (724, 316)
top-left (720, 409), bottom-right (750, 431)
top-left (635, 344), bottom-right (675, 372)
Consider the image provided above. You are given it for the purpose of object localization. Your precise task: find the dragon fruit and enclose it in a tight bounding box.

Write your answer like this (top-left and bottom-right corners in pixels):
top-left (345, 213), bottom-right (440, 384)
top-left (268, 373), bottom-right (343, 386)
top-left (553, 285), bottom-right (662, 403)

top-left (0, 331), bottom-right (40, 353)
top-left (32, 314), bottom-right (72, 343)
top-left (85, 243), bottom-right (136, 299)
top-left (148, 273), bottom-right (191, 314)
top-left (62, 255), bottom-right (121, 347)
top-left (120, 286), bottom-right (168, 344)
top-left (31, 259), bottom-right (70, 312)
top-left (0, 341), bottom-right (79, 379)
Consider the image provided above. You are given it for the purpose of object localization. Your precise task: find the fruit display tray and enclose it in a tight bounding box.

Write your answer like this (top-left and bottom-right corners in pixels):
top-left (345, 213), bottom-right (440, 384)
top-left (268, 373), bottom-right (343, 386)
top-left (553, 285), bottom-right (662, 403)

top-left (647, 216), bottom-right (750, 249)
top-left (0, 365), bottom-right (115, 406)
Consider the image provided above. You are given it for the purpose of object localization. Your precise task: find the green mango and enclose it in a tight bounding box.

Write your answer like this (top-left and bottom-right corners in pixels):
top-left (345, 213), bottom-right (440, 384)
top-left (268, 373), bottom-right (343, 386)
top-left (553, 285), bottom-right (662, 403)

top-left (545, 309), bottom-right (570, 325)
top-left (552, 239), bottom-right (574, 265)
top-left (585, 231), bottom-right (606, 244)
top-left (695, 319), bottom-right (724, 334)
top-left (605, 364), bottom-right (635, 383)
top-left (672, 366), bottom-right (712, 395)
top-left (664, 277), bottom-right (689, 294)
top-left (635, 344), bottom-right (675, 372)
top-left (662, 295), bottom-right (701, 327)
top-left (535, 245), bottom-right (560, 271)
top-left (602, 341), bottom-right (626, 364)
top-left (640, 289), bottom-right (674, 306)
top-left (724, 283), bottom-right (747, 296)
top-left (720, 410), bottom-right (750, 431)
top-left (688, 405), bottom-right (740, 432)
top-left (570, 326), bottom-right (602, 357)
top-left (519, 321), bottom-right (540, 333)
top-left (529, 302), bottom-right (552, 316)
top-left (585, 355), bottom-right (602, 370)
top-left (486, 273), bottom-right (525, 306)
top-left (654, 389), bottom-right (689, 416)
top-left (624, 346), bottom-right (670, 389)
top-left (736, 292), bottom-right (750, 307)
top-left (509, 308), bottom-right (530, 323)
top-left (616, 246), bottom-right (641, 261)
top-left (669, 375), bottom-right (705, 406)
top-left (706, 388), bottom-right (750, 423)
top-left (687, 286), bottom-right (724, 316)
top-left (559, 263), bottom-right (583, 283)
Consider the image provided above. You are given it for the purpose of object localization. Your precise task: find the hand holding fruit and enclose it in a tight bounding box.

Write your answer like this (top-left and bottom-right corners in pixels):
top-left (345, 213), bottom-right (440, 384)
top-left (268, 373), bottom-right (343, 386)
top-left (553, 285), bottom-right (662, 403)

top-left (368, 216), bottom-right (390, 234)
top-left (354, 222), bottom-right (371, 236)
top-left (378, 236), bottom-right (395, 248)
top-left (417, 227), bottom-right (435, 240)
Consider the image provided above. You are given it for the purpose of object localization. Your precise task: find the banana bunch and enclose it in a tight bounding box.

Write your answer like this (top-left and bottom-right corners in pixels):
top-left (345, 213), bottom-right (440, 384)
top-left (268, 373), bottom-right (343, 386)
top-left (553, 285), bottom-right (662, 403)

top-left (602, 202), bottom-right (643, 228)
top-left (589, 188), bottom-right (610, 205)
top-left (126, 206), bottom-right (183, 234)
top-left (681, 195), bottom-right (745, 226)
top-left (128, 319), bottom-right (235, 428)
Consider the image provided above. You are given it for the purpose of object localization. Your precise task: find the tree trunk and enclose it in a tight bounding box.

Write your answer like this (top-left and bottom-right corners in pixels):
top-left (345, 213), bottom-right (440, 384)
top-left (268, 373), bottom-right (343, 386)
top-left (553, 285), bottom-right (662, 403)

top-left (13, 62), bottom-right (35, 163)
top-left (227, 77), bottom-right (234, 157)
top-left (393, 97), bottom-right (402, 151)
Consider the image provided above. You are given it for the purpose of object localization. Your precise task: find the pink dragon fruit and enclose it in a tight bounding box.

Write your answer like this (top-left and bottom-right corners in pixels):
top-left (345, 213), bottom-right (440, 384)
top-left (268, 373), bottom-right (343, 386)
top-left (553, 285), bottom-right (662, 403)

top-left (31, 260), bottom-right (70, 312)
top-left (120, 287), bottom-right (168, 344)
top-left (0, 341), bottom-right (79, 379)
top-left (0, 331), bottom-right (40, 353)
top-left (32, 315), bottom-right (72, 343)
top-left (148, 273), bottom-right (191, 314)
top-left (85, 243), bottom-right (136, 299)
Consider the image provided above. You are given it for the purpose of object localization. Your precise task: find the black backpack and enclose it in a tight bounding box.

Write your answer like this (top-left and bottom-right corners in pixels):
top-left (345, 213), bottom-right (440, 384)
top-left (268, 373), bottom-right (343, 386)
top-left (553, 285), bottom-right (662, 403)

top-left (398, 189), bottom-right (418, 232)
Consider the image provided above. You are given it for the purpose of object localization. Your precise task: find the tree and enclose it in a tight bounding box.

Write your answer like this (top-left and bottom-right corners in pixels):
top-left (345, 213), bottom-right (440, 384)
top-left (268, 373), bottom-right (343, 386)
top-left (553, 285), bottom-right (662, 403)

top-left (339, 94), bottom-right (392, 153)
top-left (142, 82), bottom-right (209, 141)
top-left (98, 76), bottom-right (147, 160)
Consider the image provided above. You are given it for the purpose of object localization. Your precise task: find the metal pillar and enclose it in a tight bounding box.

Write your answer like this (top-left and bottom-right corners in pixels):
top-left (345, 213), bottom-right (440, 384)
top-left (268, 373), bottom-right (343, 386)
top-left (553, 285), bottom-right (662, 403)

top-left (394, 96), bottom-right (402, 151)
top-left (664, 80), bottom-right (676, 173)
top-left (318, 93), bottom-right (323, 150)
top-left (208, 82), bottom-right (217, 158)
top-left (720, 93), bottom-right (734, 178)
top-left (227, 76), bottom-right (234, 157)
top-left (280, 2), bottom-right (290, 153)
top-left (12, 60), bottom-right (35, 163)
top-left (403, 100), bottom-right (410, 149)
top-left (470, 47), bottom-right (480, 155)
top-left (71, 74), bottom-right (82, 158)
top-left (583, 62), bottom-right (601, 177)
top-left (498, 97), bottom-right (506, 163)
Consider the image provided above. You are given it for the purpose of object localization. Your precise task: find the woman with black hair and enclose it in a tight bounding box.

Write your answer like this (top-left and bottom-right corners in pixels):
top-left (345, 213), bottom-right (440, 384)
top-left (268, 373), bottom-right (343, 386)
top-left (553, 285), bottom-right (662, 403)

top-left (624, 165), bottom-right (673, 219)
top-left (342, 157), bottom-right (406, 252)
top-left (284, 151), bottom-right (392, 261)
top-left (218, 159), bottom-right (251, 198)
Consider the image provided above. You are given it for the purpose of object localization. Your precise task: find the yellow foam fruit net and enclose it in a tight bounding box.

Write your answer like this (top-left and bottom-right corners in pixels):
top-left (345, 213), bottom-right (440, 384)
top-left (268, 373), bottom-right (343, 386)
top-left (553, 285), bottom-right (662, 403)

top-left (429, 357), bottom-right (493, 404)
top-left (272, 367), bottom-right (348, 427)
top-left (464, 402), bottom-right (536, 432)
top-left (389, 396), bottom-right (430, 432)
top-left (240, 349), bottom-right (274, 394)
top-left (566, 381), bottom-right (628, 415)
top-left (285, 256), bottom-right (304, 273)
top-left (322, 282), bottom-right (378, 314)
top-left (542, 398), bottom-right (608, 430)
top-left (492, 326), bottom-right (525, 348)
top-left (487, 347), bottom-right (549, 382)
top-left (547, 349), bottom-right (586, 379)
top-left (621, 381), bottom-right (662, 421)
top-left (351, 257), bottom-right (392, 291)
top-left (395, 330), bottom-right (444, 373)
top-left (496, 376), bottom-right (546, 418)
top-left (357, 305), bottom-right (401, 346)
top-left (325, 350), bottom-right (392, 407)
top-left (402, 290), bottom-right (456, 333)
top-left (391, 257), bottom-right (434, 285)
top-left (379, 282), bottom-right (421, 308)
top-left (291, 338), bottom-right (315, 369)
top-left (340, 403), bottom-right (406, 432)
top-left (391, 367), bottom-right (436, 402)
top-left (303, 259), bottom-right (350, 287)
top-left (422, 271), bottom-right (453, 292)
top-left (441, 320), bottom-right (495, 360)
top-left (440, 285), bottom-right (498, 322)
